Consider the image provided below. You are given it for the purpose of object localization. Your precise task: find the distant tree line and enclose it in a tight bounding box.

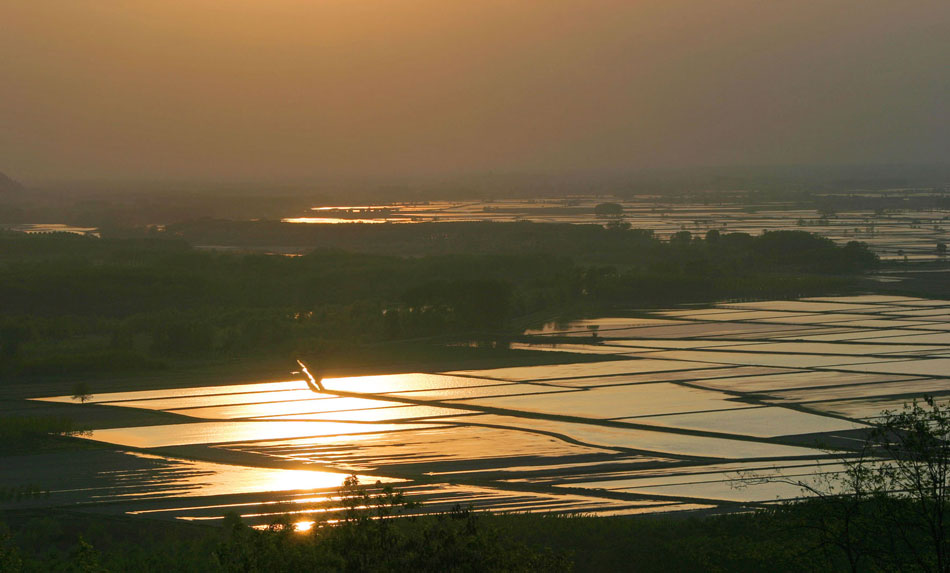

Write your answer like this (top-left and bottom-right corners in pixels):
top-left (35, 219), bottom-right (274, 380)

top-left (0, 227), bottom-right (876, 380)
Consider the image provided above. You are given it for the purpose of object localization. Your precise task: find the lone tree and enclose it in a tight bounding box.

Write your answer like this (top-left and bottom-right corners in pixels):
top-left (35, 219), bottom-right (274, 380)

top-left (71, 382), bottom-right (93, 404)
top-left (594, 202), bottom-right (623, 217)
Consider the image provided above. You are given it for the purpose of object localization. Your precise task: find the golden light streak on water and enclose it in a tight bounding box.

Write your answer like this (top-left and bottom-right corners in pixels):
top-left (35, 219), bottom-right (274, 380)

top-left (293, 521), bottom-right (315, 532)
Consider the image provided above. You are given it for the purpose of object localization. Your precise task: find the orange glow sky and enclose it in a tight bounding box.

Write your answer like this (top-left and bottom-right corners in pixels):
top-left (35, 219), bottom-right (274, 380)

top-left (1, 1), bottom-right (947, 182)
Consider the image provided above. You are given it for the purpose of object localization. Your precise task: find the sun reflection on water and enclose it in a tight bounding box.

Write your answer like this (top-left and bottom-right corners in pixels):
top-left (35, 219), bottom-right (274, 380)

top-left (87, 420), bottom-right (437, 448)
top-left (293, 521), bottom-right (315, 533)
top-left (114, 452), bottom-right (401, 498)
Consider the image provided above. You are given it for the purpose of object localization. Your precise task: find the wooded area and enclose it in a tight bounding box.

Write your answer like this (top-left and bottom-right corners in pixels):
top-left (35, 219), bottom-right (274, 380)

top-left (0, 226), bottom-right (876, 380)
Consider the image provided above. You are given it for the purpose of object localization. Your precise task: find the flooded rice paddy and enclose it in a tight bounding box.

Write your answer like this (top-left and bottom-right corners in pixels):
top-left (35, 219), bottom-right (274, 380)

top-left (279, 197), bottom-right (950, 262)
top-left (14, 295), bottom-right (950, 527)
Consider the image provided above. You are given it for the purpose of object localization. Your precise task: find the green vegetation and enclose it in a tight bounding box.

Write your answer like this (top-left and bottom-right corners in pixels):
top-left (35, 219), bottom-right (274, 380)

top-left (0, 486), bottom-right (939, 571)
top-left (214, 477), bottom-right (568, 573)
top-left (0, 505), bottom-right (919, 572)
top-left (0, 416), bottom-right (83, 454)
top-left (0, 226), bottom-right (876, 382)
top-left (781, 398), bottom-right (950, 572)
top-left (0, 476), bottom-right (569, 572)
top-left (593, 202), bottom-right (623, 217)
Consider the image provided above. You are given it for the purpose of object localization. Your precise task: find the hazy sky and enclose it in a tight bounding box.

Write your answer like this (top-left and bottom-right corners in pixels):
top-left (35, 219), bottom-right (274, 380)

top-left (1, 1), bottom-right (948, 183)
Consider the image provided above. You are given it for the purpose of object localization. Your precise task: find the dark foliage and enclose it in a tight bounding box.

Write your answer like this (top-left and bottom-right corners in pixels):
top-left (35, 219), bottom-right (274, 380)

top-left (0, 416), bottom-right (83, 454)
top-left (1, 477), bottom-right (569, 572)
top-left (784, 398), bottom-right (950, 572)
top-left (0, 227), bottom-right (875, 380)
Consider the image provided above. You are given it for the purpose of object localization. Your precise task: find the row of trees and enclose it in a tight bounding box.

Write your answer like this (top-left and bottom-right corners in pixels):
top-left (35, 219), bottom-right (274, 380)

top-left (0, 228), bottom-right (876, 379)
top-left (159, 220), bottom-right (880, 268)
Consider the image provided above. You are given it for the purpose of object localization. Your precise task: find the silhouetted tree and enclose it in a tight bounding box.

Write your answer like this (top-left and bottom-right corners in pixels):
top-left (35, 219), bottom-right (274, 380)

top-left (670, 230), bottom-right (692, 245)
top-left (71, 382), bottom-right (92, 404)
top-left (69, 536), bottom-right (107, 573)
top-left (594, 202), bottom-right (623, 217)
top-left (787, 398), bottom-right (950, 572)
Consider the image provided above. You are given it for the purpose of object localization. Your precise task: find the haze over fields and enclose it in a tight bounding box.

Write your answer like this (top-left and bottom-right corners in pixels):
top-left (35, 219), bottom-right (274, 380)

top-left (2, 1), bottom-right (948, 184)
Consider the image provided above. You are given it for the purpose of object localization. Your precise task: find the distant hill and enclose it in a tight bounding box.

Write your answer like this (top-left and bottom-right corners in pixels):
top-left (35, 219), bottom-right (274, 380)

top-left (0, 172), bottom-right (24, 192)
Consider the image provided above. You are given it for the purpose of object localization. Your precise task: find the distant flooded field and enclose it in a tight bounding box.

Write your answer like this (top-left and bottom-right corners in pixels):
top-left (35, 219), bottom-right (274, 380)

top-left (281, 197), bottom-right (950, 262)
top-left (11, 294), bottom-right (949, 529)
top-left (0, 223), bottom-right (100, 236)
